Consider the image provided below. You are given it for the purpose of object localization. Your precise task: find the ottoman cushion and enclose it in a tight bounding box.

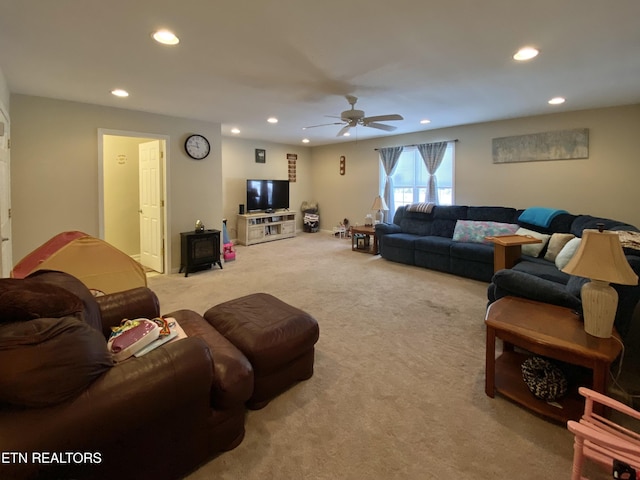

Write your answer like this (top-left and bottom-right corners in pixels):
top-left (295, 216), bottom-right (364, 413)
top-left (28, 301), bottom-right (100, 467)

top-left (204, 293), bottom-right (319, 407)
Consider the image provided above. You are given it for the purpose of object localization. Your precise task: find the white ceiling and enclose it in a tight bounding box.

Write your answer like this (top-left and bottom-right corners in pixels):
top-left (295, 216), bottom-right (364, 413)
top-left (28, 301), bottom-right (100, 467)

top-left (1, 0), bottom-right (639, 146)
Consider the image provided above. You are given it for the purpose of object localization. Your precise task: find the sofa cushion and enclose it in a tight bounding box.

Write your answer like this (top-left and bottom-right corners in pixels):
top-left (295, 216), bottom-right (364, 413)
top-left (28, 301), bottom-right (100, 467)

top-left (414, 236), bottom-right (454, 255)
top-left (27, 270), bottom-right (102, 333)
top-left (571, 215), bottom-right (639, 237)
top-left (431, 219), bottom-right (457, 238)
top-left (453, 220), bottom-right (519, 244)
top-left (0, 316), bottom-right (113, 407)
top-left (555, 237), bottom-right (582, 270)
top-left (383, 233), bottom-right (420, 249)
top-left (513, 259), bottom-right (571, 284)
top-left (466, 206), bottom-right (520, 223)
top-left (516, 227), bottom-right (551, 257)
top-left (433, 205), bottom-right (468, 220)
top-left (0, 278), bottom-right (83, 323)
top-left (449, 241), bottom-right (494, 263)
top-left (544, 233), bottom-right (576, 262)
top-left (399, 215), bottom-right (433, 236)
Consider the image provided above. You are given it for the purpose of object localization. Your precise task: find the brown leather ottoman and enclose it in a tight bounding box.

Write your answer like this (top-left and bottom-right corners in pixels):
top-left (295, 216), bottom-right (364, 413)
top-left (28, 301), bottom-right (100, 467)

top-left (204, 293), bottom-right (319, 409)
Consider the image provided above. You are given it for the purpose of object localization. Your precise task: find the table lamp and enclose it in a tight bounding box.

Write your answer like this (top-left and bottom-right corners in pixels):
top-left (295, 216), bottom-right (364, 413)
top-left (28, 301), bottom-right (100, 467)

top-left (561, 226), bottom-right (638, 338)
top-left (371, 195), bottom-right (388, 224)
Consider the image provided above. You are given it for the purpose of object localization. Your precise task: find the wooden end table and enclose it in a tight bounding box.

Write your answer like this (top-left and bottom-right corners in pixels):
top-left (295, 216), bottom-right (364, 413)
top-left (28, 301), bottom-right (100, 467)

top-left (485, 296), bottom-right (622, 423)
top-left (351, 225), bottom-right (378, 254)
top-left (485, 234), bottom-right (542, 271)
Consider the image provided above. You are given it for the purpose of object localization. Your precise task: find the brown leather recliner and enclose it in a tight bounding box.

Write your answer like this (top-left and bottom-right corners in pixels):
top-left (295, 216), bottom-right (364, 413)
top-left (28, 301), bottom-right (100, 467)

top-left (0, 270), bottom-right (253, 480)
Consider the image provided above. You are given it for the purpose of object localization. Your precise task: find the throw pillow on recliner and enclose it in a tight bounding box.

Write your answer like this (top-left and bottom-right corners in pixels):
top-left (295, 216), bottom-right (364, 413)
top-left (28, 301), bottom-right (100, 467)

top-left (0, 278), bottom-right (83, 322)
top-left (27, 270), bottom-right (103, 332)
top-left (0, 316), bottom-right (113, 407)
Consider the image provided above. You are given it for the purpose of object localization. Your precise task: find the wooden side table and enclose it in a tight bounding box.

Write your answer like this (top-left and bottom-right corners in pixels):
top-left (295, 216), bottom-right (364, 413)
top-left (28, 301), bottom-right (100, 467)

top-left (485, 296), bottom-right (622, 423)
top-left (351, 225), bottom-right (378, 254)
top-left (485, 234), bottom-right (542, 271)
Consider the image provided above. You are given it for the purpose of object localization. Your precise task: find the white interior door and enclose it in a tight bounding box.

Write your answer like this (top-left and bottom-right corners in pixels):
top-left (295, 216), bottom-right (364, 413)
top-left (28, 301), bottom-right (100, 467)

top-left (138, 140), bottom-right (164, 273)
top-left (0, 107), bottom-right (11, 278)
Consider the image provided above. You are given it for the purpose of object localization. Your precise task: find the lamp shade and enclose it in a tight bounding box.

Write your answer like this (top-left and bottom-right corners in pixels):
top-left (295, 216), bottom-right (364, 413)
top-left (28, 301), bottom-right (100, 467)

top-left (371, 195), bottom-right (388, 211)
top-left (562, 229), bottom-right (638, 285)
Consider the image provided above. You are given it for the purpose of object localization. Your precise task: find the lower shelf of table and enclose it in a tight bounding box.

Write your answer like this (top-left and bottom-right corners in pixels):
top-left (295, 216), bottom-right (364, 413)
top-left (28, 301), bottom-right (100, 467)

top-left (494, 351), bottom-right (587, 423)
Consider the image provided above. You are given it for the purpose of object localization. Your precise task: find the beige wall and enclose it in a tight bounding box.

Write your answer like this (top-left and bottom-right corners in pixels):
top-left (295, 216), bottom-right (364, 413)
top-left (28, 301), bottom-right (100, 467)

top-left (11, 94), bottom-right (223, 272)
top-left (8, 92), bottom-right (640, 274)
top-left (221, 137), bottom-right (311, 240)
top-left (311, 104), bottom-right (640, 230)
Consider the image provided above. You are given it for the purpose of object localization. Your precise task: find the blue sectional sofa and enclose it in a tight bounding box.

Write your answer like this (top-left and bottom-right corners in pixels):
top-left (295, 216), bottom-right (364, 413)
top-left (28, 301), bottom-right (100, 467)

top-left (375, 205), bottom-right (640, 338)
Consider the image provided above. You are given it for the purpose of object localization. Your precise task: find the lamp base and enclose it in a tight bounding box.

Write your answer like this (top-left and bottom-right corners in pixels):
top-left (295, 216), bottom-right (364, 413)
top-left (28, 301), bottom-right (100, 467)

top-left (581, 279), bottom-right (618, 338)
top-left (375, 209), bottom-right (384, 224)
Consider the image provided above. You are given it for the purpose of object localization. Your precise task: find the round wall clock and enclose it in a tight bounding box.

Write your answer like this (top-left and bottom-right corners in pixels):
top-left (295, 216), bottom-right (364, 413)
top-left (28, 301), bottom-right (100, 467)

top-left (184, 134), bottom-right (210, 160)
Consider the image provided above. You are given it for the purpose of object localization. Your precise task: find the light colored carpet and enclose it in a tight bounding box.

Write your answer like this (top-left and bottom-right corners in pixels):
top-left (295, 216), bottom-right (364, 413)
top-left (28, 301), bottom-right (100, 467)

top-left (148, 232), bottom-right (615, 480)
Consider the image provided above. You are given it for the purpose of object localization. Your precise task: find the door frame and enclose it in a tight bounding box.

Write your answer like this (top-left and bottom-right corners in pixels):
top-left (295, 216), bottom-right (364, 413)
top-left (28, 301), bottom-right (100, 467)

top-left (98, 129), bottom-right (171, 275)
top-left (0, 100), bottom-right (11, 277)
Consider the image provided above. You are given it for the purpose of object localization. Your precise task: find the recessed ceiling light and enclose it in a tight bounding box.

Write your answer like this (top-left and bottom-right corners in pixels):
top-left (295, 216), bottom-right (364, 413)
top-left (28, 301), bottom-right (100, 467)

top-left (420, 119), bottom-right (431, 125)
top-left (111, 89), bottom-right (129, 97)
top-left (343, 132), bottom-right (351, 137)
top-left (513, 47), bottom-right (539, 61)
top-left (302, 138), bottom-right (310, 144)
top-left (152, 30), bottom-right (179, 45)
top-left (267, 117), bottom-right (278, 124)
top-left (231, 128), bottom-right (240, 134)
top-left (548, 97), bottom-right (566, 105)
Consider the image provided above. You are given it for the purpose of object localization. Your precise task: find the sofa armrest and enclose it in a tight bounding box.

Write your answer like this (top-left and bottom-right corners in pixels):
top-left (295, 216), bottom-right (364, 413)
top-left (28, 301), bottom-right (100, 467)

top-left (168, 309), bottom-right (254, 409)
top-left (0, 337), bottom-right (213, 479)
top-left (375, 223), bottom-right (402, 236)
top-left (95, 287), bottom-right (161, 338)
top-left (488, 269), bottom-right (583, 313)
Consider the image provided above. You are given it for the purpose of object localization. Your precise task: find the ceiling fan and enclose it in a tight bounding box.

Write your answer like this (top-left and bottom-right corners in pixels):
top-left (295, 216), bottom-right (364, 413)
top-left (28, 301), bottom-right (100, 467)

top-left (304, 95), bottom-right (403, 136)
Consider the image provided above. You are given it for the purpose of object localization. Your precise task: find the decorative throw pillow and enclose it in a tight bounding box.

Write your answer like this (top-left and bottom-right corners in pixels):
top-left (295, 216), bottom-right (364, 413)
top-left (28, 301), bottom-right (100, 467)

top-left (27, 270), bottom-right (102, 333)
top-left (452, 220), bottom-right (519, 244)
top-left (555, 237), bottom-right (582, 270)
top-left (515, 227), bottom-right (551, 257)
top-left (543, 233), bottom-right (576, 262)
top-left (0, 316), bottom-right (113, 407)
top-left (0, 278), bottom-right (83, 323)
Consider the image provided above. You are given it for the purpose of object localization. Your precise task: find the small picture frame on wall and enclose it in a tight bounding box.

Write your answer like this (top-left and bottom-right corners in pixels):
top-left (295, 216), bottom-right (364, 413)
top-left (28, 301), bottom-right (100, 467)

top-left (255, 149), bottom-right (266, 163)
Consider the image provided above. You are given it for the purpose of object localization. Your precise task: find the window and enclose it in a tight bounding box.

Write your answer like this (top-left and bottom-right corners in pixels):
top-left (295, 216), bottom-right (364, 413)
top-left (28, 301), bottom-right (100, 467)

top-left (379, 143), bottom-right (455, 217)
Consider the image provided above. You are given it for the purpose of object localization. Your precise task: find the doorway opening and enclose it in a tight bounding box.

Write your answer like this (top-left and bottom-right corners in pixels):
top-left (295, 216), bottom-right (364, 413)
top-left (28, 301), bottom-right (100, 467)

top-left (98, 129), bottom-right (170, 275)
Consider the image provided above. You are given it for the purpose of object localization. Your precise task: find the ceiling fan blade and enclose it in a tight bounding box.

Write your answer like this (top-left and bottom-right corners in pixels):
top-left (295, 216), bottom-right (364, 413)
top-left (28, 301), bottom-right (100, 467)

top-left (337, 125), bottom-right (352, 137)
top-left (362, 114), bottom-right (403, 123)
top-left (303, 122), bottom-right (345, 130)
top-left (365, 122), bottom-right (397, 132)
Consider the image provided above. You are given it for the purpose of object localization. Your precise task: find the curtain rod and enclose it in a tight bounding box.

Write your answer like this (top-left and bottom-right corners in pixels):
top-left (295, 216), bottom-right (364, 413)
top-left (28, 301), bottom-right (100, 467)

top-left (374, 139), bottom-right (458, 151)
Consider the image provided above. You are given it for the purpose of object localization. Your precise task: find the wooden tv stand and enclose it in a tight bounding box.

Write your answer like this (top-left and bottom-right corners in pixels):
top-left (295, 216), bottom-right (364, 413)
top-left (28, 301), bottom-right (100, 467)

top-left (237, 211), bottom-right (296, 245)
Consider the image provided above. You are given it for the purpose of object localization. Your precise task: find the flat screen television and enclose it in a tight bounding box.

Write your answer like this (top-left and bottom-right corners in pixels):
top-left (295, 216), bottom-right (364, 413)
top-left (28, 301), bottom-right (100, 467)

top-left (246, 179), bottom-right (290, 212)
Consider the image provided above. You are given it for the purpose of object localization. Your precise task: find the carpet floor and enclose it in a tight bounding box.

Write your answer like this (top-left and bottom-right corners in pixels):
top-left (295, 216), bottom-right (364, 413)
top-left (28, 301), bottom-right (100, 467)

top-left (148, 232), bottom-right (628, 479)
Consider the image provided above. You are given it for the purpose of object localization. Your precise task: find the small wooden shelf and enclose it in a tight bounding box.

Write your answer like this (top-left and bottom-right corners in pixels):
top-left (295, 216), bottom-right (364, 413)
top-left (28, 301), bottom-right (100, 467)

top-left (237, 211), bottom-right (296, 246)
top-left (494, 351), bottom-right (585, 423)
